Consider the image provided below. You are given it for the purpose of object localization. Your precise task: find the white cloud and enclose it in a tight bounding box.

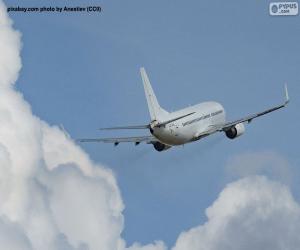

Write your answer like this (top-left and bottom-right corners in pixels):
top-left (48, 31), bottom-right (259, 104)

top-left (0, 1), bottom-right (21, 86)
top-left (172, 176), bottom-right (300, 250)
top-left (0, 1), bottom-right (163, 250)
top-left (127, 241), bottom-right (167, 250)
top-left (0, 217), bottom-right (32, 250)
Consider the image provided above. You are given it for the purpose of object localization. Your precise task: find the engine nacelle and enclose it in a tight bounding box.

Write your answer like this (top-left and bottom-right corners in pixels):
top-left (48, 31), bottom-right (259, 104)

top-left (152, 142), bottom-right (172, 152)
top-left (225, 123), bottom-right (245, 139)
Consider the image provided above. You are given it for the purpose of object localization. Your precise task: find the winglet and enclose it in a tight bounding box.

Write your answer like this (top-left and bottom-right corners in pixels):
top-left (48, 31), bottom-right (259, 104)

top-left (284, 83), bottom-right (289, 105)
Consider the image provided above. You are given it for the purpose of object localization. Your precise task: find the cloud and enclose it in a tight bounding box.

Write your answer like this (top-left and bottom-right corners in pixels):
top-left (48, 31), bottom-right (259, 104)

top-left (0, 1), bottom-right (21, 86)
top-left (225, 151), bottom-right (292, 184)
top-left (0, 1), bottom-right (163, 250)
top-left (127, 241), bottom-right (167, 250)
top-left (172, 176), bottom-right (300, 250)
top-left (0, 217), bottom-right (32, 250)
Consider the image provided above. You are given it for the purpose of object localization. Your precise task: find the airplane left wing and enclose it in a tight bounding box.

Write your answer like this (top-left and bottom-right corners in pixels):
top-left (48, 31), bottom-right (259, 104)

top-left (78, 135), bottom-right (157, 145)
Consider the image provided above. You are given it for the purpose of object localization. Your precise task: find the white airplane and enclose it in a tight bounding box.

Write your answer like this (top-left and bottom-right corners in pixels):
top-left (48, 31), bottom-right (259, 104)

top-left (79, 68), bottom-right (289, 152)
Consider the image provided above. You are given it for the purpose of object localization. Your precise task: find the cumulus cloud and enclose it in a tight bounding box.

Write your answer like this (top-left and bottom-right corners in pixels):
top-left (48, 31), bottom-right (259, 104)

top-left (0, 217), bottom-right (32, 250)
top-left (127, 241), bottom-right (167, 250)
top-left (0, 1), bottom-right (21, 86)
top-left (0, 1), bottom-right (164, 250)
top-left (172, 176), bottom-right (300, 250)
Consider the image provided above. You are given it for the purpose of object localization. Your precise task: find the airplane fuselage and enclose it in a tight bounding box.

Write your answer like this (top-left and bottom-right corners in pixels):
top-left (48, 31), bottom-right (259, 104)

top-left (151, 101), bottom-right (225, 146)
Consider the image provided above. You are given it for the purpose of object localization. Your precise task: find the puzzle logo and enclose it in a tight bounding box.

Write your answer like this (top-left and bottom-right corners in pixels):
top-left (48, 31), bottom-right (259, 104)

top-left (269, 2), bottom-right (298, 16)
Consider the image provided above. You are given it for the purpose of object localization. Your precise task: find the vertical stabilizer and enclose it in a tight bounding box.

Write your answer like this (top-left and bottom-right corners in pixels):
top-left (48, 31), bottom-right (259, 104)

top-left (140, 67), bottom-right (168, 121)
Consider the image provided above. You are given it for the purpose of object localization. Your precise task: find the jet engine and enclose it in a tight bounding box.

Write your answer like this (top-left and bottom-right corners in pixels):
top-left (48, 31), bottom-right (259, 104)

top-left (225, 123), bottom-right (245, 139)
top-left (152, 142), bottom-right (172, 152)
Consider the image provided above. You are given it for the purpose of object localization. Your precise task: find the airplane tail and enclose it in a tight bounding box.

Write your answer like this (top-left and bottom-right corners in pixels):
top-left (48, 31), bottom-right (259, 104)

top-left (140, 67), bottom-right (169, 121)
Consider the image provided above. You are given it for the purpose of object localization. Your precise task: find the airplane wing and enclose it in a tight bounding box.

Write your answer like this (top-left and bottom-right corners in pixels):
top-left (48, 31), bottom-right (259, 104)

top-left (210, 84), bottom-right (289, 133)
top-left (78, 135), bottom-right (157, 145)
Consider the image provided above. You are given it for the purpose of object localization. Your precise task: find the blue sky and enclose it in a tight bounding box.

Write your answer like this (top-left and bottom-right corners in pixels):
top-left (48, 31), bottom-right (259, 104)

top-left (6, 0), bottom-right (300, 247)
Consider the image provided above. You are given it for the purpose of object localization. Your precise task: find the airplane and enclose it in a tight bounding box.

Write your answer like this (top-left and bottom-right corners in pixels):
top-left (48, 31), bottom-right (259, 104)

top-left (78, 67), bottom-right (289, 152)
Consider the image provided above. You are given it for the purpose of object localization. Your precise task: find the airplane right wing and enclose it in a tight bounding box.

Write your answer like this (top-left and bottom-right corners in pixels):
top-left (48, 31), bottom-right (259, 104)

top-left (78, 135), bottom-right (157, 145)
top-left (205, 84), bottom-right (289, 135)
top-left (193, 84), bottom-right (289, 141)
top-left (220, 84), bottom-right (289, 131)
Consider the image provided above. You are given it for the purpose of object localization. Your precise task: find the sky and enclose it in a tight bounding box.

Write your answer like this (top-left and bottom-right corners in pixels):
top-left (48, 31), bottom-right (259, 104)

top-left (1, 0), bottom-right (300, 249)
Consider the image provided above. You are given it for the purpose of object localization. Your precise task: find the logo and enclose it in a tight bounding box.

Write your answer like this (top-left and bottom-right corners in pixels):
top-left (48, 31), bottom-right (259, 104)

top-left (271, 4), bottom-right (279, 13)
top-left (269, 2), bottom-right (299, 16)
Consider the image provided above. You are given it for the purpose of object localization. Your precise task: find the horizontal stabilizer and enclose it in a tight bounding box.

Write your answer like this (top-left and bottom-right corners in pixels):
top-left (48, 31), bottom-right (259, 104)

top-left (99, 125), bottom-right (149, 130)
